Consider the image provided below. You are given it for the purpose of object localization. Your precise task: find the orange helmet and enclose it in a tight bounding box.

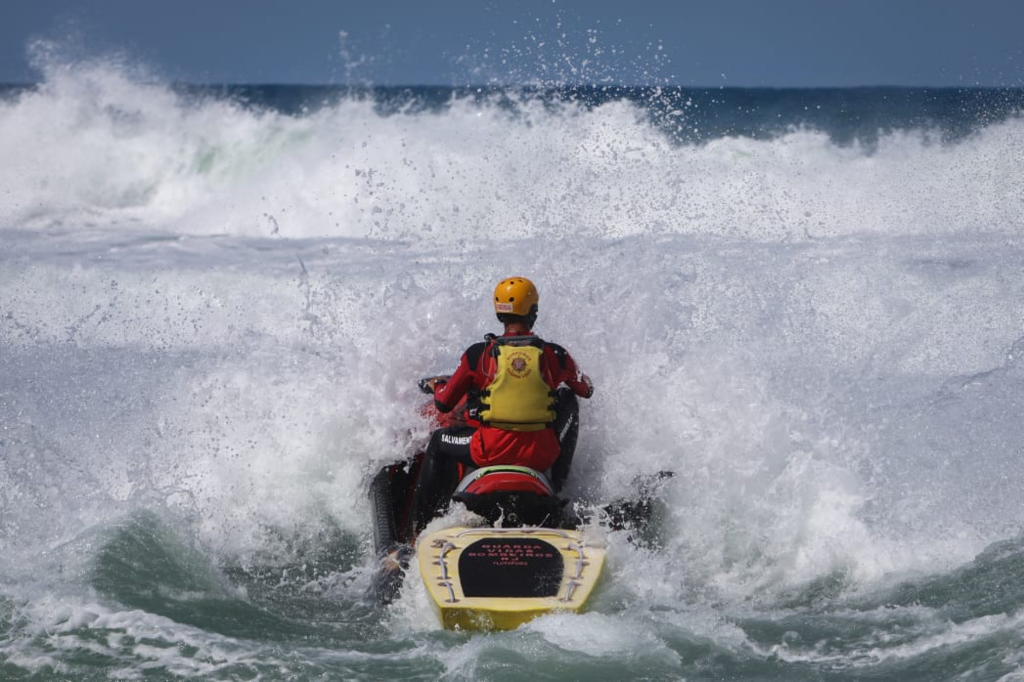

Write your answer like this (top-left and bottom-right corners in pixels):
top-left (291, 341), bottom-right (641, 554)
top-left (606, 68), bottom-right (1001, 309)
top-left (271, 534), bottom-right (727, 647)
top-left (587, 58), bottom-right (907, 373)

top-left (493, 277), bottom-right (539, 317)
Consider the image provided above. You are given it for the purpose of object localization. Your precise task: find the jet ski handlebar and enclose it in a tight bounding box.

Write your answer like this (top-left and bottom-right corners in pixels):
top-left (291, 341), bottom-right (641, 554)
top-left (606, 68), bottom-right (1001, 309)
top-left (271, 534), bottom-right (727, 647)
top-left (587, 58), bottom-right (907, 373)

top-left (418, 375), bottom-right (451, 395)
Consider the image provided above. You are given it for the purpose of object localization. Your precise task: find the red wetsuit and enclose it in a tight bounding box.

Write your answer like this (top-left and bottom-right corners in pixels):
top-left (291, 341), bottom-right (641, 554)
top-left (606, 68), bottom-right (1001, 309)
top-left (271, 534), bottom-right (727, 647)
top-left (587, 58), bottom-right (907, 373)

top-left (434, 331), bottom-right (594, 471)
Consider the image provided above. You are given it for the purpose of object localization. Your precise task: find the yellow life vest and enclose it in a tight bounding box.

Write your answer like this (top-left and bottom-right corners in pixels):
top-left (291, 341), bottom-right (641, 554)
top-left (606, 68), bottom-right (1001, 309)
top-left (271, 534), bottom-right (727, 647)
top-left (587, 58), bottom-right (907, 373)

top-left (478, 337), bottom-right (556, 431)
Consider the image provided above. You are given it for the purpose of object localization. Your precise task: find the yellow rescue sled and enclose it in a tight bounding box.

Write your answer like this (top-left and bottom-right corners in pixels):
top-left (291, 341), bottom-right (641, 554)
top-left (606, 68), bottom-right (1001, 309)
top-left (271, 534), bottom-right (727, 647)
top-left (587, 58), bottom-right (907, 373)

top-left (417, 525), bottom-right (606, 631)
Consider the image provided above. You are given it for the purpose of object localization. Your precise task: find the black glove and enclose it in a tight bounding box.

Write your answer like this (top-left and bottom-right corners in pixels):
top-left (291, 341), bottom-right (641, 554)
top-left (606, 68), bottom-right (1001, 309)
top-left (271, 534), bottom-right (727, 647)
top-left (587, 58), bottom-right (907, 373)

top-left (417, 376), bottom-right (449, 394)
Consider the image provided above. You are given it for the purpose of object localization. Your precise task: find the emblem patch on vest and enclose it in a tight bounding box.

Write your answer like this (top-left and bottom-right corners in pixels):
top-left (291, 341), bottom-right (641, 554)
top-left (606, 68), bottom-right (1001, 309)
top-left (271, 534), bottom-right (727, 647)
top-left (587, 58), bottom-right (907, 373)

top-left (507, 351), bottom-right (532, 378)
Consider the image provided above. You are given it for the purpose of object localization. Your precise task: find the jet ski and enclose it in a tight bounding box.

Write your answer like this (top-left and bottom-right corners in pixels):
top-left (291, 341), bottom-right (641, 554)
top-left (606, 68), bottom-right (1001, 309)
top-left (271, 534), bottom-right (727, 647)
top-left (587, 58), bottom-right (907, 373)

top-left (367, 380), bottom-right (670, 631)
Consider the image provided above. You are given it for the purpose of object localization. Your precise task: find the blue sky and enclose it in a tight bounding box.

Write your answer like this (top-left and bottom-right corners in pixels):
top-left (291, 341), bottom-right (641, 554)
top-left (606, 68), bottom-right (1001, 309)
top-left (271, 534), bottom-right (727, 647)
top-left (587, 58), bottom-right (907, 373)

top-left (3, 0), bottom-right (1023, 87)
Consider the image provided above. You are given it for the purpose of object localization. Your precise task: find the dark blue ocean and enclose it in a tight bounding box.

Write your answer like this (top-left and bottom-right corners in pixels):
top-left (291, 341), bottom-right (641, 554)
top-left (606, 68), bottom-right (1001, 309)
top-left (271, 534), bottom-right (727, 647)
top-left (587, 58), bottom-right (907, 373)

top-left (178, 82), bottom-right (1024, 145)
top-left (2, 60), bottom-right (1024, 680)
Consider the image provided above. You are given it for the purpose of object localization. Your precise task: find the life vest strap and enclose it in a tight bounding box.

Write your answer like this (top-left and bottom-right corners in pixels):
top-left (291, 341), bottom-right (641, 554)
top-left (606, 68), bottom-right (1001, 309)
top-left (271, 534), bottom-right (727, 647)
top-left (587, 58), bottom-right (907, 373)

top-left (484, 421), bottom-right (550, 432)
top-left (488, 333), bottom-right (545, 349)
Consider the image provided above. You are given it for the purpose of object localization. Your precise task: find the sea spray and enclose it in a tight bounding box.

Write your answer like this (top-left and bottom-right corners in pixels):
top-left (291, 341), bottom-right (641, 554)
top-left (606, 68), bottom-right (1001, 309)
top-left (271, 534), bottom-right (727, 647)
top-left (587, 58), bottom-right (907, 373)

top-left (2, 59), bottom-right (1024, 679)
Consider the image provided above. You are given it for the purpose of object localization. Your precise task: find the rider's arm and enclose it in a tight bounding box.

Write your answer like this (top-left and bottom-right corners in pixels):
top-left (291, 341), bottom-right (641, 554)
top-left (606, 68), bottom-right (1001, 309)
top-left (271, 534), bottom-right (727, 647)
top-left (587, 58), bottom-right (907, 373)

top-left (546, 344), bottom-right (594, 399)
top-left (565, 364), bottom-right (595, 399)
top-left (433, 351), bottom-right (476, 412)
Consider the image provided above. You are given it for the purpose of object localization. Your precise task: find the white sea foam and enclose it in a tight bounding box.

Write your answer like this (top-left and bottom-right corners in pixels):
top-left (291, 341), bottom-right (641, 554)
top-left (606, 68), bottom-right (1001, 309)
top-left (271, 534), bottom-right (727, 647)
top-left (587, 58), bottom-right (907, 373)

top-left (2, 58), bottom-right (1022, 242)
top-left (3, 60), bottom-right (1024, 672)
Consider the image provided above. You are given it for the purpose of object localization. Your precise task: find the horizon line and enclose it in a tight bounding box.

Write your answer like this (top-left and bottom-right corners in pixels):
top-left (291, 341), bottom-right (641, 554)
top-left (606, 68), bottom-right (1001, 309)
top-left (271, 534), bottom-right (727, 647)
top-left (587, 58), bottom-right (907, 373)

top-left (1, 80), bottom-right (1022, 90)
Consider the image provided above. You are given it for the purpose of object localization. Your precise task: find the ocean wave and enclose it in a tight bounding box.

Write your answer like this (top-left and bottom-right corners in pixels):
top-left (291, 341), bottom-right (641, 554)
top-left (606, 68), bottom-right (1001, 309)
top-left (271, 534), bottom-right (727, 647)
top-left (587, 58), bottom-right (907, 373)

top-left (1, 59), bottom-right (1022, 241)
top-left (4, 52), bottom-right (1024, 681)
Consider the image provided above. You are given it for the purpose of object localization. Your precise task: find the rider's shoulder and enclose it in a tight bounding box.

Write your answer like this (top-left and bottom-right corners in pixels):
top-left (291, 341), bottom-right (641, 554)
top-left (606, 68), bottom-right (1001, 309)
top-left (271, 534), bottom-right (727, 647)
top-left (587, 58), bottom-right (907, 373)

top-left (541, 340), bottom-right (574, 369)
top-left (464, 339), bottom-right (490, 368)
top-left (543, 340), bottom-right (567, 353)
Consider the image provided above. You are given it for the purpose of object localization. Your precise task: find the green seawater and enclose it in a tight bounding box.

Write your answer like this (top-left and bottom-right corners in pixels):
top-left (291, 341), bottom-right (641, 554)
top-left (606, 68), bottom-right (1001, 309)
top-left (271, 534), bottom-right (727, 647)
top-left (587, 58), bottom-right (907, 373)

top-left (4, 512), bottom-right (1024, 681)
